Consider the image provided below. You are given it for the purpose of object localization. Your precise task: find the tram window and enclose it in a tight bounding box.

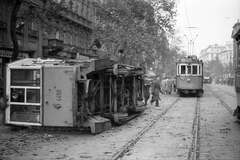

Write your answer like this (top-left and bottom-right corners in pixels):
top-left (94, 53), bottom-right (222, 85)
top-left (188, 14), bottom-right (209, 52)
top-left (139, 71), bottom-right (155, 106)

top-left (11, 88), bottom-right (25, 102)
top-left (27, 89), bottom-right (40, 103)
top-left (11, 69), bottom-right (40, 86)
top-left (10, 105), bottom-right (40, 123)
top-left (187, 65), bottom-right (191, 74)
top-left (192, 65), bottom-right (198, 75)
top-left (181, 65), bottom-right (186, 74)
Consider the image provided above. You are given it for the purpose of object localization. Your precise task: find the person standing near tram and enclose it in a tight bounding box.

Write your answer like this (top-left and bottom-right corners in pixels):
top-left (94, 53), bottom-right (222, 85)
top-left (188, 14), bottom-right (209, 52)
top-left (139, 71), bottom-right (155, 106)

top-left (150, 77), bottom-right (162, 107)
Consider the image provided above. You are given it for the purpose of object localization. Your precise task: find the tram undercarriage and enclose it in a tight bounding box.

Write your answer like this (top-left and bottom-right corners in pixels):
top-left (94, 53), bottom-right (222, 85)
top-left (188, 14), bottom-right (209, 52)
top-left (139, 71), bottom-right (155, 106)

top-left (177, 89), bottom-right (204, 97)
top-left (4, 58), bottom-right (146, 133)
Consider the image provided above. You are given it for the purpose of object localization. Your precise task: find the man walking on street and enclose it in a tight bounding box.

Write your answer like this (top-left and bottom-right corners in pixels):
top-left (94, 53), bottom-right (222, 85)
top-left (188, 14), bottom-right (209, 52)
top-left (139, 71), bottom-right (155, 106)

top-left (150, 77), bottom-right (162, 107)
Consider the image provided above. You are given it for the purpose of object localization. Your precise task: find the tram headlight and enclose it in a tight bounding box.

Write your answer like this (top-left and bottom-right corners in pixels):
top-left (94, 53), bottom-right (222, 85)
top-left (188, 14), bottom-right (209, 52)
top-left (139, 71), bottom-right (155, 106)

top-left (187, 78), bottom-right (191, 82)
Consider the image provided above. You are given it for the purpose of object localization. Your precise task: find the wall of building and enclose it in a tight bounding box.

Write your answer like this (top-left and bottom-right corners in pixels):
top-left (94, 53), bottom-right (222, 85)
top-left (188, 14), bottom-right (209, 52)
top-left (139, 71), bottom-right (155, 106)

top-left (199, 44), bottom-right (228, 63)
top-left (42, 0), bottom-right (98, 59)
top-left (0, 0), bottom-right (99, 92)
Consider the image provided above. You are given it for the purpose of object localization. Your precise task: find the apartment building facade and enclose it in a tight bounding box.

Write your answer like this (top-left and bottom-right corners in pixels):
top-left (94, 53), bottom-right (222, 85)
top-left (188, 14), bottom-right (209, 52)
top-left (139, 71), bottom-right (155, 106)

top-left (0, 0), bottom-right (98, 93)
top-left (219, 42), bottom-right (234, 66)
top-left (199, 44), bottom-right (225, 62)
top-left (199, 42), bottom-right (234, 78)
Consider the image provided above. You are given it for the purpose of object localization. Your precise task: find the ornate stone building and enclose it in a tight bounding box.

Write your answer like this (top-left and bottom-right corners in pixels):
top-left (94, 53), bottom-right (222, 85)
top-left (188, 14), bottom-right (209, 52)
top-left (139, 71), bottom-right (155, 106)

top-left (43, 0), bottom-right (98, 59)
top-left (199, 44), bottom-right (225, 62)
top-left (0, 0), bottom-right (99, 93)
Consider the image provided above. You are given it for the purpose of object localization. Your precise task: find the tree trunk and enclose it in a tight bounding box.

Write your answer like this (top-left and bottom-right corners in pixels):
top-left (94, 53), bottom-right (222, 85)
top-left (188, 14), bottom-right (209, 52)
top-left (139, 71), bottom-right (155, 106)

top-left (10, 0), bottom-right (22, 61)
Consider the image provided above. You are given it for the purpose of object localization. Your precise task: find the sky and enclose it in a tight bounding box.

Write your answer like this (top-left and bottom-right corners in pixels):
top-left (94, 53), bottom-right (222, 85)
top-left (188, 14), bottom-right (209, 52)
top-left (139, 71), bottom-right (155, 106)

top-left (175, 0), bottom-right (240, 57)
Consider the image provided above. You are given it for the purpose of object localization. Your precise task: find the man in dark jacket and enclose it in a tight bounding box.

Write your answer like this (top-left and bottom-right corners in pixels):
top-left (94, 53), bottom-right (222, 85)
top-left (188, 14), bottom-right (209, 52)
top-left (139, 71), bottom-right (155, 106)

top-left (150, 78), bottom-right (162, 107)
top-left (143, 83), bottom-right (151, 105)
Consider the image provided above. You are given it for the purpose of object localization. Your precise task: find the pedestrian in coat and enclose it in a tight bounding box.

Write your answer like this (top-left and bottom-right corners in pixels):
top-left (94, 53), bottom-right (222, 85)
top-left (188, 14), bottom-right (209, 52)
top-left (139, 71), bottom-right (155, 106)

top-left (150, 78), bottom-right (162, 107)
top-left (143, 83), bottom-right (151, 105)
top-left (0, 97), bottom-right (6, 111)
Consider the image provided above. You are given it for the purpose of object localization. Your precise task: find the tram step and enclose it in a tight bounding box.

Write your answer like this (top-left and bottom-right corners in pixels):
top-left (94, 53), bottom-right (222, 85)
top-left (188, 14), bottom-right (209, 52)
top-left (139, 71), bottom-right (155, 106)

top-left (83, 115), bottom-right (112, 134)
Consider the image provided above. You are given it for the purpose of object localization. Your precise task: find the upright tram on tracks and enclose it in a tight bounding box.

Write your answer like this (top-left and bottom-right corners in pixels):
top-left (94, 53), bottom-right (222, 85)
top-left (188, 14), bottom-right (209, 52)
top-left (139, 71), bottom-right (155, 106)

top-left (176, 55), bottom-right (204, 97)
top-left (232, 21), bottom-right (240, 120)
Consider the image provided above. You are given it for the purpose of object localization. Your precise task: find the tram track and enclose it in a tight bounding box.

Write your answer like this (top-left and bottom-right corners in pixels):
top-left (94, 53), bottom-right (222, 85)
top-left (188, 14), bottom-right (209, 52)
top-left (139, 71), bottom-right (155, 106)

top-left (206, 85), bottom-right (234, 115)
top-left (110, 96), bottom-right (202, 160)
top-left (188, 98), bottom-right (200, 160)
top-left (207, 84), bottom-right (236, 98)
top-left (110, 97), bottom-right (180, 160)
top-left (1, 95), bottom-right (205, 160)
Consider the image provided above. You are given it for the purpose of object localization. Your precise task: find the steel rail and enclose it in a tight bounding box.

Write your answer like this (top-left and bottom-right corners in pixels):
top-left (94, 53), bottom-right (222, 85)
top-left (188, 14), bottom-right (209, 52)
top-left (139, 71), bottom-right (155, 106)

top-left (110, 97), bottom-right (180, 160)
top-left (188, 98), bottom-right (200, 160)
top-left (207, 85), bottom-right (234, 115)
top-left (207, 84), bottom-right (236, 98)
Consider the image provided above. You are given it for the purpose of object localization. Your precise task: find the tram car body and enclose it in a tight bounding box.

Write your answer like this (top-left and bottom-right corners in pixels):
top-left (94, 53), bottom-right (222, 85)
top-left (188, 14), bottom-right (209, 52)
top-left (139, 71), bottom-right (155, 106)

top-left (176, 55), bottom-right (204, 97)
top-left (203, 76), bottom-right (212, 84)
top-left (3, 58), bottom-right (146, 133)
top-left (232, 22), bottom-right (240, 120)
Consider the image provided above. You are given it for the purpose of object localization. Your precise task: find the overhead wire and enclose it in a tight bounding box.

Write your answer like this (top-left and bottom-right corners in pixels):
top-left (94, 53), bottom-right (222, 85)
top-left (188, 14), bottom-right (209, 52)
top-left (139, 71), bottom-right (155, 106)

top-left (183, 0), bottom-right (192, 40)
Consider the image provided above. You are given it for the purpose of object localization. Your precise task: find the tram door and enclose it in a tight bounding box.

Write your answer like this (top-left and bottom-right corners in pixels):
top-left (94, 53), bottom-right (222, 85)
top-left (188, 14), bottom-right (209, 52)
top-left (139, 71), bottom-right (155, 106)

top-left (42, 67), bottom-right (75, 126)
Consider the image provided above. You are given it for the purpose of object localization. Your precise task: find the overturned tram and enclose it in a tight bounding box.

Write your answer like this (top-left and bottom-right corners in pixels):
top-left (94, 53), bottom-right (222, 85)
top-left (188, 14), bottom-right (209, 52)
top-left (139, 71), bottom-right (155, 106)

top-left (4, 58), bottom-right (146, 133)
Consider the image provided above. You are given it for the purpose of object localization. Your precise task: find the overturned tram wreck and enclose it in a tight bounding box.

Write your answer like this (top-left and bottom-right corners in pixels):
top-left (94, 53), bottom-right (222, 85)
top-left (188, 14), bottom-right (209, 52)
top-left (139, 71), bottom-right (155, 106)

top-left (4, 58), bottom-right (146, 133)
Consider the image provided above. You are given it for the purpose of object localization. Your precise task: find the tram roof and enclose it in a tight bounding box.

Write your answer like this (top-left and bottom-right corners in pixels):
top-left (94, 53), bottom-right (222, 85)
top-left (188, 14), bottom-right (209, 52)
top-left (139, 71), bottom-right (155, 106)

top-left (176, 55), bottom-right (203, 64)
top-left (7, 58), bottom-right (145, 76)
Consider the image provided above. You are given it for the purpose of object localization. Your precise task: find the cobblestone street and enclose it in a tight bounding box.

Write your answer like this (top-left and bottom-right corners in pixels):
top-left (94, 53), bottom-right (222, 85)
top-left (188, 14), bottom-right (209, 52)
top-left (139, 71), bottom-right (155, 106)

top-left (1, 84), bottom-right (240, 160)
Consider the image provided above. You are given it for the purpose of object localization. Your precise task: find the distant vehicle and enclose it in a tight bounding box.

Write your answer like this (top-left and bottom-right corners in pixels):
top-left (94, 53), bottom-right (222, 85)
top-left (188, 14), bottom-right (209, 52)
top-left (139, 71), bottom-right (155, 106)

top-left (203, 76), bottom-right (212, 84)
top-left (232, 22), bottom-right (240, 120)
top-left (226, 77), bottom-right (234, 86)
top-left (176, 55), bottom-right (204, 97)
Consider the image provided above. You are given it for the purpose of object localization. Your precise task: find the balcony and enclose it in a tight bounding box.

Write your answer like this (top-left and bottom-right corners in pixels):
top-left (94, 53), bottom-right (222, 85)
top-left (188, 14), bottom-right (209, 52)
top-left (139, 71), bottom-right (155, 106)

top-left (48, 39), bottom-right (64, 48)
top-left (65, 11), bottom-right (93, 30)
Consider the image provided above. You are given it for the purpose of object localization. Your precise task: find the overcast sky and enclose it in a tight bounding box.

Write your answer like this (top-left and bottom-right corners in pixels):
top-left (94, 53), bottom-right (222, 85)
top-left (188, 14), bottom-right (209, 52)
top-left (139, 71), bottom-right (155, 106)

top-left (175, 0), bottom-right (240, 56)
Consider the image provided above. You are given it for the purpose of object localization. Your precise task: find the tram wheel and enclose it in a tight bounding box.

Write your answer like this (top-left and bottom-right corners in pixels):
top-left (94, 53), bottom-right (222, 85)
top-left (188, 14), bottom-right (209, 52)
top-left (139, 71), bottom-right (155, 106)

top-left (177, 91), bottom-right (184, 97)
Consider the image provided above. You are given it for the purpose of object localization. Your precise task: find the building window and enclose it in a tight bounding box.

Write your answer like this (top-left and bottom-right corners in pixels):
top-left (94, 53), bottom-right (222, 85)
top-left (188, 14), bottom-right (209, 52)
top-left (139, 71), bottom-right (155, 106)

top-left (82, 0), bottom-right (85, 18)
top-left (28, 20), bottom-right (37, 31)
top-left (56, 30), bottom-right (60, 39)
top-left (69, 34), bottom-right (72, 45)
top-left (0, 28), bottom-right (4, 43)
top-left (64, 32), bottom-right (67, 44)
top-left (53, 0), bottom-right (61, 3)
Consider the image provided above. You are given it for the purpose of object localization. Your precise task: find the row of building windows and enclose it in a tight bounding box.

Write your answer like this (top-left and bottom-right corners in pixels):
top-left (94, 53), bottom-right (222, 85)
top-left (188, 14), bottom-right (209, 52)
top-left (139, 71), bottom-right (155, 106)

top-left (52, 29), bottom-right (90, 48)
top-left (199, 43), bottom-right (234, 64)
top-left (53, 0), bottom-right (96, 22)
top-left (0, 0), bottom-right (95, 50)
